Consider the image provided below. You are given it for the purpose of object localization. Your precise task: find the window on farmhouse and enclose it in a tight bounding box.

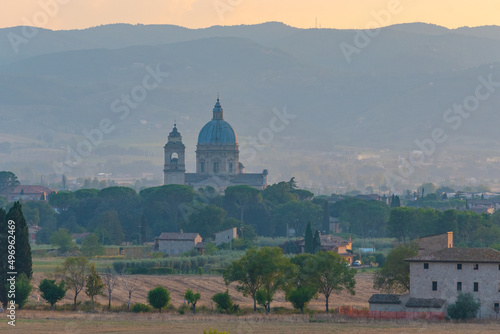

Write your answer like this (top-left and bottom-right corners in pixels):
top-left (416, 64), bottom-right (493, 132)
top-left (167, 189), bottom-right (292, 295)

top-left (432, 281), bottom-right (437, 291)
top-left (424, 263), bottom-right (429, 269)
top-left (457, 264), bottom-right (462, 270)
top-left (474, 282), bottom-right (479, 292)
top-left (457, 282), bottom-right (462, 291)
top-left (474, 264), bottom-right (479, 270)
top-left (495, 303), bottom-right (500, 313)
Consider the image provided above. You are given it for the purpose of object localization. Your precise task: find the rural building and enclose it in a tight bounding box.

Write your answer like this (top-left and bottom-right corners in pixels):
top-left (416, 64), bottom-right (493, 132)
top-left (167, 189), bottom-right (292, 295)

top-left (72, 232), bottom-right (90, 244)
top-left (2, 185), bottom-right (56, 201)
top-left (417, 232), bottom-right (453, 255)
top-left (405, 247), bottom-right (500, 319)
top-left (215, 227), bottom-right (238, 246)
top-left (295, 234), bottom-right (353, 265)
top-left (153, 231), bottom-right (203, 255)
top-left (369, 232), bottom-right (500, 319)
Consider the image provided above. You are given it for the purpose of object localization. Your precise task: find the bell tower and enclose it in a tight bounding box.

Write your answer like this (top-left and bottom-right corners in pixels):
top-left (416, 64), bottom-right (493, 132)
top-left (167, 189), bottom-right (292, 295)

top-left (163, 124), bottom-right (186, 185)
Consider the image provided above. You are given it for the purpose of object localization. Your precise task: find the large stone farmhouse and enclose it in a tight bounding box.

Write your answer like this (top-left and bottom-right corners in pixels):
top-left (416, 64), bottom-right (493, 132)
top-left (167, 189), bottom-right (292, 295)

top-left (153, 231), bottom-right (202, 255)
top-left (369, 232), bottom-right (500, 319)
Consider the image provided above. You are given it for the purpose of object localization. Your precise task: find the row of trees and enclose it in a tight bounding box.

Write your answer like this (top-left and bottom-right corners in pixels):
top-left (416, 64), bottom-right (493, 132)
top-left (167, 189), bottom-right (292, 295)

top-left (20, 178), bottom-right (326, 246)
top-left (387, 207), bottom-right (500, 246)
top-left (223, 247), bottom-right (356, 313)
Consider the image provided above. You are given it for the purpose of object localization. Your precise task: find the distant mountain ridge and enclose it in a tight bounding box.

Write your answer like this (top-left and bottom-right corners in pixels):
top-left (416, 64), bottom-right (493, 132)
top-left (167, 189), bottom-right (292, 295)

top-left (1, 22), bottom-right (500, 188)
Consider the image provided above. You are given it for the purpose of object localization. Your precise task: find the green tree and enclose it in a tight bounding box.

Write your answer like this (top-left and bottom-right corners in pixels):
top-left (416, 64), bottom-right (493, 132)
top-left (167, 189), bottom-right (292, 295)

top-left (88, 210), bottom-right (124, 245)
top-left (147, 286), bottom-right (170, 312)
top-left (185, 204), bottom-right (226, 239)
top-left (39, 279), bottom-right (67, 310)
top-left (60, 257), bottom-right (89, 310)
top-left (447, 292), bottom-right (481, 320)
top-left (271, 201), bottom-right (323, 237)
top-left (262, 181), bottom-right (298, 205)
top-left (313, 230), bottom-right (321, 254)
top-left (184, 288), bottom-right (201, 313)
top-left (13, 273), bottom-right (32, 309)
top-left (286, 285), bottom-right (317, 314)
top-left (7, 202), bottom-right (32, 279)
top-left (50, 228), bottom-right (76, 254)
top-left (285, 253), bottom-right (318, 314)
top-left (254, 247), bottom-right (293, 314)
top-left (373, 243), bottom-right (418, 293)
top-left (142, 184), bottom-right (195, 233)
top-left (387, 207), bottom-right (415, 243)
top-left (304, 222), bottom-right (314, 254)
top-left (80, 234), bottom-right (105, 257)
top-left (0, 171), bottom-right (20, 193)
top-left (306, 251), bottom-right (356, 312)
top-left (212, 290), bottom-right (234, 314)
top-left (224, 185), bottom-right (262, 223)
top-left (48, 191), bottom-right (77, 211)
top-left (85, 263), bottom-right (105, 310)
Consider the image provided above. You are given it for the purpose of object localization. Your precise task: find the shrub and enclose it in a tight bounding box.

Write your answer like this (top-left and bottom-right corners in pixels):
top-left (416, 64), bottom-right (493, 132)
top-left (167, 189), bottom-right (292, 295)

top-left (447, 292), bottom-right (481, 320)
top-left (39, 279), bottom-right (67, 310)
top-left (112, 261), bottom-right (126, 274)
top-left (212, 290), bottom-right (234, 314)
top-left (132, 303), bottom-right (152, 313)
top-left (147, 286), bottom-right (170, 312)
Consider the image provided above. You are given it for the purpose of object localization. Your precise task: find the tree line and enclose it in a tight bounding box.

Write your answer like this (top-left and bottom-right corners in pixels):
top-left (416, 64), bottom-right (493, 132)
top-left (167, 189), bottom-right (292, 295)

top-left (13, 178), bottom-right (327, 246)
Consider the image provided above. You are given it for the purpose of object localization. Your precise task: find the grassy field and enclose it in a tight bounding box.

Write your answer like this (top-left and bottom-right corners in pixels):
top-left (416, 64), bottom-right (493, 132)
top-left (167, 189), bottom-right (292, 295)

top-left (3, 312), bottom-right (500, 333)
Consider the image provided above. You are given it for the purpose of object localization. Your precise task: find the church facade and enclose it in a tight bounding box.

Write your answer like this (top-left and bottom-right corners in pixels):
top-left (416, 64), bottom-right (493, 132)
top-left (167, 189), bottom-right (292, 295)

top-left (164, 98), bottom-right (268, 191)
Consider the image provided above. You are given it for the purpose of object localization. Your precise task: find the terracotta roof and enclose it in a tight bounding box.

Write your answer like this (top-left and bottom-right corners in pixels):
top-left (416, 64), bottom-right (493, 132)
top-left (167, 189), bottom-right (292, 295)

top-left (5, 185), bottom-right (55, 195)
top-left (405, 298), bottom-right (445, 308)
top-left (368, 294), bottom-right (401, 304)
top-left (156, 232), bottom-right (200, 240)
top-left (297, 235), bottom-right (350, 247)
top-left (406, 247), bottom-right (500, 263)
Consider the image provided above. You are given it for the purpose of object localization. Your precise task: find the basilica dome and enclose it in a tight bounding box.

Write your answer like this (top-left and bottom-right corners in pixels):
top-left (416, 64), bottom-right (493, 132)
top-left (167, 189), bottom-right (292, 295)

top-left (197, 98), bottom-right (238, 145)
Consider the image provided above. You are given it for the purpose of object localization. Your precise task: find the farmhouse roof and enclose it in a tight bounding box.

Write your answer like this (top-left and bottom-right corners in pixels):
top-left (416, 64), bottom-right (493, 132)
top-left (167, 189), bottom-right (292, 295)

top-left (368, 294), bottom-right (401, 304)
top-left (406, 247), bottom-right (500, 263)
top-left (4, 185), bottom-right (56, 195)
top-left (405, 298), bottom-right (445, 308)
top-left (156, 232), bottom-right (200, 241)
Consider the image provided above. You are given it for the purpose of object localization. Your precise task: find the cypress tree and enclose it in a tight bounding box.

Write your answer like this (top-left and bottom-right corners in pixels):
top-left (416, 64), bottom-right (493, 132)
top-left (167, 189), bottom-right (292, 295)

top-left (304, 222), bottom-right (314, 254)
top-left (313, 230), bottom-right (321, 254)
top-left (6, 202), bottom-right (33, 279)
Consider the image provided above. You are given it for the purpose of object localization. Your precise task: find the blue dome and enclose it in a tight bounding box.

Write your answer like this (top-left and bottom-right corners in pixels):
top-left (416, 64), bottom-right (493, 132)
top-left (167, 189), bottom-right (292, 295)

top-left (198, 119), bottom-right (237, 144)
top-left (197, 98), bottom-right (238, 144)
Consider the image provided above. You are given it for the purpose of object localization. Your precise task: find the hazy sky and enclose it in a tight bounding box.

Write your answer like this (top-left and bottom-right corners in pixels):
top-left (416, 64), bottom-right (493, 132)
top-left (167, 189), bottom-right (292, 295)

top-left (1, 0), bottom-right (499, 30)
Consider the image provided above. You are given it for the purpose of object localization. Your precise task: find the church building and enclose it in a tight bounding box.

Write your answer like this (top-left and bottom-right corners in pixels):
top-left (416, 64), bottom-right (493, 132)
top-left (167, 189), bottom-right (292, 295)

top-left (163, 98), bottom-right (268, 191)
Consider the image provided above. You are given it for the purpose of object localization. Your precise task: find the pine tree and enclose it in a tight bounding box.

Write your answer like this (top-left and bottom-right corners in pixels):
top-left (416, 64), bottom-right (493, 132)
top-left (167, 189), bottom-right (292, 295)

top-left (304, 222), bottom-right (314, 254)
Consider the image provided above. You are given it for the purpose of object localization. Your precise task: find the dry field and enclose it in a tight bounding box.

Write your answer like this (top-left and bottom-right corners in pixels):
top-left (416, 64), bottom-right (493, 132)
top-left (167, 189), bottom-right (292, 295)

top-left (29, 272), bottom-right (376, 310)
top-left (4, 312), bottom-right (500, 333)
top-left (5, 273), bottom-right (500, 333)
